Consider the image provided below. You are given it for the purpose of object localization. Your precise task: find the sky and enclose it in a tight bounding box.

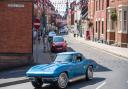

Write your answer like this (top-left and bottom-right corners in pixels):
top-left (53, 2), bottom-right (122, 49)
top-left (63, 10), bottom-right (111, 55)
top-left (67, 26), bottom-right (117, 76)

top-left (50, 0), bottom-right (75, 16)
top-left (50, 0), bottom-right (67, 16)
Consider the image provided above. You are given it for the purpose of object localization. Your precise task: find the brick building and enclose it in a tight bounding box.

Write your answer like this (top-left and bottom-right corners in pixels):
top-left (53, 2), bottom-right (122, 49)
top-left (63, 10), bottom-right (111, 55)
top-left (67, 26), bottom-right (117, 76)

top-left (0, 0), bottom-right (33, 70)
top-left (107, 0), bottom-right (128, 47)
top-left (88, 0), bottom-right (108, 42)
top-left (88, 0), bottom-right (128, 47)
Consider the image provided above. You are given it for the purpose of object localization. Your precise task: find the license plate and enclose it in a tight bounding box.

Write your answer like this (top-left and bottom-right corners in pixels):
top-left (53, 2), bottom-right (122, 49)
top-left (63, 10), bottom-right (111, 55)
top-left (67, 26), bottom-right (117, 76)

top-left (57, 48), bottom-right (62, 49)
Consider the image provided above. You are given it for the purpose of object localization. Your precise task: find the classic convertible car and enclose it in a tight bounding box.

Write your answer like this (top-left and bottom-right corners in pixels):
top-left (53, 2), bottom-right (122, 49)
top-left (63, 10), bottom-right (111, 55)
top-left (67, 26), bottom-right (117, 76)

top-left (26, 52), bottom-right (97, 89)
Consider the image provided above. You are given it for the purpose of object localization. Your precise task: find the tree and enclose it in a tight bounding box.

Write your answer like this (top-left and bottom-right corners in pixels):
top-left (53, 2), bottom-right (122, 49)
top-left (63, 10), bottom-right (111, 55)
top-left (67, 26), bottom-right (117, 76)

top-left (111, 12), bottom-right (117, 21)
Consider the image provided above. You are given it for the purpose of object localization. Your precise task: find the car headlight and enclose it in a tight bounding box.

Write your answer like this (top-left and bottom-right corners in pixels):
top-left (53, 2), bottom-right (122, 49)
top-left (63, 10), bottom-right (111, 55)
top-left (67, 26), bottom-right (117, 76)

top-left (52, 44), bottom-right (56, 47)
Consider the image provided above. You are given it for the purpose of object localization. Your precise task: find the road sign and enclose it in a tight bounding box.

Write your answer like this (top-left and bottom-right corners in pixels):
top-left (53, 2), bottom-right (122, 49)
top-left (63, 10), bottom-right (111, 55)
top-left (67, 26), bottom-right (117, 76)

top-left (34, 18), bottom-right (41, 30)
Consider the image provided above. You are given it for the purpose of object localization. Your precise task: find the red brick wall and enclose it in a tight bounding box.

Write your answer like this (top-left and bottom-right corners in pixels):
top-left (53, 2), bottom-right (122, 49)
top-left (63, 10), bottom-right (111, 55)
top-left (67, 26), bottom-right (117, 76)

top-left (109, 0), bottom-right (128, 45)
top-left (117, 33), bottom-right (128, 43)
top-left (107, 32), bottom-right (115, 40)
top-left (88, 0), bottom-right (107, 41)
top-left (0, 0), bottom-right (32, 53)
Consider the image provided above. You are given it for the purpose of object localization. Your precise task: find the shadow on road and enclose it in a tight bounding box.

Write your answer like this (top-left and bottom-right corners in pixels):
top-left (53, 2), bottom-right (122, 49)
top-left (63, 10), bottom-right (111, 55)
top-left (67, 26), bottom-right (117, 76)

top-left (86, 59), bottom-right (112, 72)
top-left (67, 77), bottom-right (105, 89)
top-left (96, 64), bottom-right (112, 72)
top-left (0, 65), bottom-right (33, 79)
top-left (0, 78), bottom-right (29, 88)
top-left (67, 47), bottom-right (76, 52)
top-left (34, 77), bottom-right (105, 89)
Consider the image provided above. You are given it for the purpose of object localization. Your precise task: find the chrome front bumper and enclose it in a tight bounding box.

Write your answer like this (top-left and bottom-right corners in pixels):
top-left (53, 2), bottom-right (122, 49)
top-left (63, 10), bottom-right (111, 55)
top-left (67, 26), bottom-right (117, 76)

top-left (29, 77), bottom-right (58, 82)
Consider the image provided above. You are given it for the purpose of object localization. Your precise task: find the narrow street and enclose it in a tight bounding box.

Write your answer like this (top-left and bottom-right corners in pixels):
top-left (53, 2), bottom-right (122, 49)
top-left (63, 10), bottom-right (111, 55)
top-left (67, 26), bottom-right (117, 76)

top-left (0, 34), bottom-right (128, 89)
top-left (0, 0), bottom-right (128, 89)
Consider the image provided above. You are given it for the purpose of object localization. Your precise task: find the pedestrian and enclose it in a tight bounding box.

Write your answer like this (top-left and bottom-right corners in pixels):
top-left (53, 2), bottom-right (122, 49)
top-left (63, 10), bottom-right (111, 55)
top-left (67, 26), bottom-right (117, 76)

top-left (33, 30), bottom-right (37, 44)
top-left (38, 31), bottom-right (41, 44)
top-left (43, 35), bottom-right (48, 52)
top-left (74, 33), bottom-right (76, 37)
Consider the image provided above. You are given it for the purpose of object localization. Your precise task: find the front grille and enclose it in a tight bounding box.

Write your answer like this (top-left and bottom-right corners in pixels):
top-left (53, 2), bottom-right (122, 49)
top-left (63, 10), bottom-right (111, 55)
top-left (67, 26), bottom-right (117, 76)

top-left (56, 45), bottom-right (63, 48)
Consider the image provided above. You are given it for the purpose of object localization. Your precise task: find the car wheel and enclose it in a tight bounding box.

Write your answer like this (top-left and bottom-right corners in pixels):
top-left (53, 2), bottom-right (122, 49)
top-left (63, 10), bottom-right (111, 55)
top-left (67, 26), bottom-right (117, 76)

top-left (86, 66), bottom-right (93, 80)
top-left (57, 73), bottom-right (68, 89)
top-left (31, 78), bottom-right (43, 88)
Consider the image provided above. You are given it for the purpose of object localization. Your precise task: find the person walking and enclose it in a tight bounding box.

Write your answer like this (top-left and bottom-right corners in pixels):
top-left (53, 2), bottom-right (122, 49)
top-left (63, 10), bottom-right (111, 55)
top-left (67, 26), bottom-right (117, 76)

top-left (37, 31), bottom-right (41, 44)
top-left (43, 34), bottom-right (48, 52)
top-left (74, 20), bottom-right (79, 38)
top-left (33, 30), bottom-right (37, 44)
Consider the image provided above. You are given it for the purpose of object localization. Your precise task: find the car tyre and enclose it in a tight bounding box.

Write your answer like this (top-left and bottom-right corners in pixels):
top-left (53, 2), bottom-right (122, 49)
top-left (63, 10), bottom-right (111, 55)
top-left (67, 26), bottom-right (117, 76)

top-left (31, 78), bottom-right (43, 88)
top-left (86, 66), bottom-right (93, 80)
top-left (56, 73), bottom-right (68, 89)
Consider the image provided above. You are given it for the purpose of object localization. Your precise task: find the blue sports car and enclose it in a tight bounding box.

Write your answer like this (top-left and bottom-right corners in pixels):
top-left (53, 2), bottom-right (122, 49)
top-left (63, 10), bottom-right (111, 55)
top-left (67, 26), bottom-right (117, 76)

top-left (26, 52), bottom-right (97, 89)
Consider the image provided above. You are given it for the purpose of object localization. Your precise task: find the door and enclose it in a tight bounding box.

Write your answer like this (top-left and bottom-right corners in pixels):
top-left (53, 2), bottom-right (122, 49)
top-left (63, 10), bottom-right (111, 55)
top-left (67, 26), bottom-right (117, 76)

top-left (72, 54), bottom-right (85, 77)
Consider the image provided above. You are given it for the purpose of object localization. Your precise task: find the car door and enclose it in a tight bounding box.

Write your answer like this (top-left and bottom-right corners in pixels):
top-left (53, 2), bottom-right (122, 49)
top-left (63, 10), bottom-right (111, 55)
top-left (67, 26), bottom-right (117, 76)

top-left (73, 54), bottom-right (85, 77)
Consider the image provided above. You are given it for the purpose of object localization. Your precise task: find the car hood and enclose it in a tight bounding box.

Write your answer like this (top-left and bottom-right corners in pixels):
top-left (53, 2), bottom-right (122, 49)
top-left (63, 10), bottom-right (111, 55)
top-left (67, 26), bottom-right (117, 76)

top-left (54, 42), bottom-right (65, 45)
top-left (26, 63), bottom-right (69, 75)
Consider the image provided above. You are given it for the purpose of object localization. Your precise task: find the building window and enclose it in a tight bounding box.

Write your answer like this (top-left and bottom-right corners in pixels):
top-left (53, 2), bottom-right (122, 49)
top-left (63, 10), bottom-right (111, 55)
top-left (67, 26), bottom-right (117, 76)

top-left (107, 12), bottom-right (110, 30)
top-left (96, 0), bottom-right (98, 11)
top-left (99, 0), bottom-right (100, 10)
top-left (96, 21), bottom-right (98, 33)
top-left (98, 21), bottom-right (100, 33)
top-left (124, 11), bottom-right (127, 32)
top-left (102, 21), bottom-right (104, 34)
top-left (102, 0), bottom-right (104, 10)
top-left (107, 0), bottom-right (109, 7)
top-left (111, 20), bottom-right (114, 30)
top-left (119, 10), bottom-right (122, 31)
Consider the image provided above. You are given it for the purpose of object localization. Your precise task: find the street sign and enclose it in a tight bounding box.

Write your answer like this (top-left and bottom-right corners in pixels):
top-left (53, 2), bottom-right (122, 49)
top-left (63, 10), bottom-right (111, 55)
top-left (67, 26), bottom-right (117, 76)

top-left (34, 18), bottom-right (41, 30)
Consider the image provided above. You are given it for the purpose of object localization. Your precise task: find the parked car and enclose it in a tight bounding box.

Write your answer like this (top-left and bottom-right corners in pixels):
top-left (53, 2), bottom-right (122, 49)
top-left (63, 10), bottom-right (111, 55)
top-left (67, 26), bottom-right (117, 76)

top-left (48, 31), bottom-right (56, 43)
top-left (59, 27), bottom-right (68, 34)
top-left (26, 52), bottom-right (97, 89)
top-left (50, 36), bottom-right (67, 52)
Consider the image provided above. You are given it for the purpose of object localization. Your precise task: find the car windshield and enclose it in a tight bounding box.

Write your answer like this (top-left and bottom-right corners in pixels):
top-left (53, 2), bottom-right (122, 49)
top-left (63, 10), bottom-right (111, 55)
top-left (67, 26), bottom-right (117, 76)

top-left (54, 54), bottom-right (73, 63)
top-left (53, 37), bottom-right (64, 42)
top-left (49, 32), bottom-right (56, 36)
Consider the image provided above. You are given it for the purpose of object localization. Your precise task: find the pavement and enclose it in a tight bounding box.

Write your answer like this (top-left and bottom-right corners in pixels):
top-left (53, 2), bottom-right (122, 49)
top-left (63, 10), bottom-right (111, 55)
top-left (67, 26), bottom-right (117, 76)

top-left (68, 33), bottom-right (128, 59)
top-left (33, 38), bottom-right (52, 64)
